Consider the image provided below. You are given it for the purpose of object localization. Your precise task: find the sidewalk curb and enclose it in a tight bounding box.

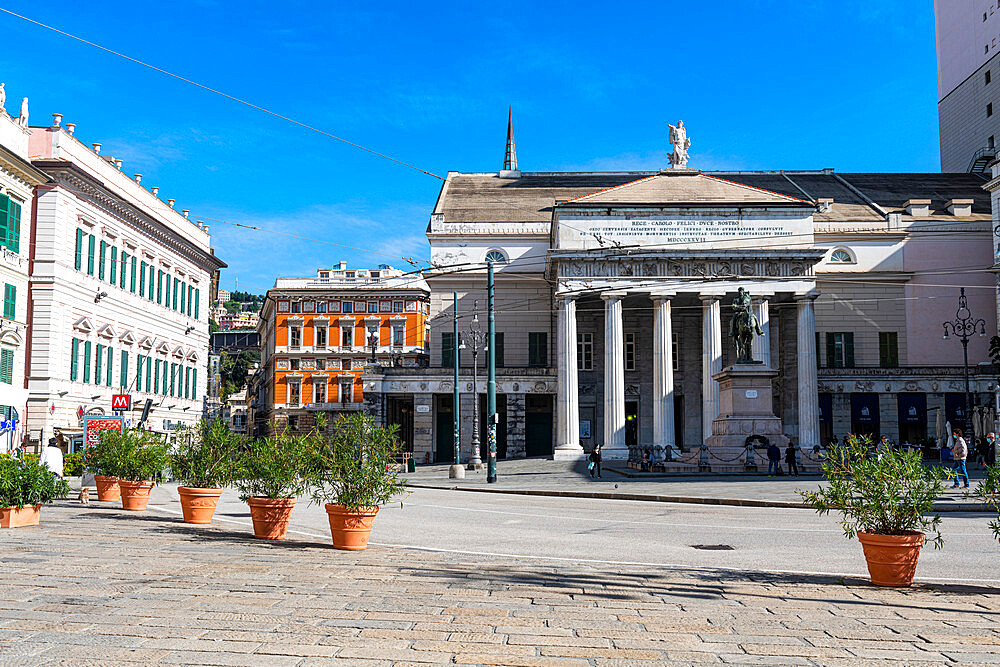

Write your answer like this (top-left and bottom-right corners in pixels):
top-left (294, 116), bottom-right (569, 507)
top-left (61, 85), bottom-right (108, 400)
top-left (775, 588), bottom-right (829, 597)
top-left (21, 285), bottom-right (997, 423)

top-left (404, 483), bottom-right (991, 513)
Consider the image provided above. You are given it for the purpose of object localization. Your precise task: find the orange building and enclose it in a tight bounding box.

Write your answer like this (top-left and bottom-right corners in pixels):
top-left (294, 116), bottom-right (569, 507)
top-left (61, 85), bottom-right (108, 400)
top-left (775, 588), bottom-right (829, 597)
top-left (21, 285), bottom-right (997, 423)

top-left (255, 262), bottom-right (429, 433)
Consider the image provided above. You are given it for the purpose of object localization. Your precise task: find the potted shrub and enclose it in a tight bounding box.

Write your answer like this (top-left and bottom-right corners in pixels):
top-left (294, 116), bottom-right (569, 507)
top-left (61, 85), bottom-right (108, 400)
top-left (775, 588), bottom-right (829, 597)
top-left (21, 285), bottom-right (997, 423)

top-left (170, 419), bottom-right (241, 524)
top-left (84, 438), bottom-right (120, 501)
top-left (308, 413), bottom-right (406, 551)
top-left (0, 454), bottom-right (70, 527)
top-left (799, 434), bottom-right (950, 587)
top-left (101, 429), bottom-right (170, 511)
top-left (234, 430), bottom-right (312, 539)
top-left (967, 464), bottom-right (1000, 542)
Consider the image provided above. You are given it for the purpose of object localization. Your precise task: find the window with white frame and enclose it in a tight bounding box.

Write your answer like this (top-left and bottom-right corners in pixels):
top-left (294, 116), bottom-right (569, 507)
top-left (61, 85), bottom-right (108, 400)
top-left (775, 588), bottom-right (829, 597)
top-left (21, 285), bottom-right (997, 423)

top-left (315, 325), bottom-right (327, 349)
top-left (577, 332), bottom-right (593, 371)
top-left (624, 332), bottom-right (637, 371)
top-left (317, 301), bottom-right (327, 313)
top-left (290, 358), bottom-right (300, 370)
top-left (392, 324), bottom-right (404, 347)
top-left (316, 358), bottom-right (326, 370)
top-left (314, 381), bottom-right (326, 404)
top-left (341, 327), bottom-right (353, 347)
top-left (340, 381), bottom-right (352, 403)
top-left (829, 248), bottom-right (855, 264)
top-left (393, 301), bottom-right (404, 313)
top-left (289, 326), bottom-right (302, 349)
top-left (291, 301), bottom-right (301, 314)
top-left (368, 301), bottom-right (379, 313)
top-left (287, 380), bottom-right (301, 406)
top-left (340, 301), bottom-right (351, 313)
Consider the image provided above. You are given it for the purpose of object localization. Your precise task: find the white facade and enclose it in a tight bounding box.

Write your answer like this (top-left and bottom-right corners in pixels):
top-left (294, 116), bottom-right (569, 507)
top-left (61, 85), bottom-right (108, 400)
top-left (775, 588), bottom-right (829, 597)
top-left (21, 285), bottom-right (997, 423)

top-left (0, 104), bottom-right (47, 451)
top-left (26, 124), bottom-right (226, 446)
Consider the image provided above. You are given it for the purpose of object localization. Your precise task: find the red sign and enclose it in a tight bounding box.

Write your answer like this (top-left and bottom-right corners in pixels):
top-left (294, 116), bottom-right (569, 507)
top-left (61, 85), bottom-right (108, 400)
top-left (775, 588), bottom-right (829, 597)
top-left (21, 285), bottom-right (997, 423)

top-left (111, 394), bottom-right (131, 410)
top-left (84, 416), bottom-right (124, 449)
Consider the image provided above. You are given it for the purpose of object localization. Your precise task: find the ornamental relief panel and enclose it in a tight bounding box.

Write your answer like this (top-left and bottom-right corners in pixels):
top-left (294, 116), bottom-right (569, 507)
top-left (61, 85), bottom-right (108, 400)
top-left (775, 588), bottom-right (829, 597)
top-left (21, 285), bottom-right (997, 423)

top-left (557, 258), bottom-right (813, 279)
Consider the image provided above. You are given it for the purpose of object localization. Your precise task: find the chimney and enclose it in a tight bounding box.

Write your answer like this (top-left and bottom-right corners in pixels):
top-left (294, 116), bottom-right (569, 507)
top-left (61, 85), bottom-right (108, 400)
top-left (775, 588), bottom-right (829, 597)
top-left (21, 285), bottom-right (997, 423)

top-left (947, 198), bottom-right (974, 217)
top-left (114, 159), bottom-right (123, 170)
top-left (167, 199), bottom-right (175, 208)
top-left (51, 113), bottom-right (62, 127)
top-left (195, 220), bottom-right (203, 229)
top-left (182, 209), bottom-right (189, 218)
top-left (151, 186), bottom-right (159, 197)
top-left (817, 197), bottom-right (833, 213)
top-left (65, 123), bottom-right (75, 135)
top-left (134, 174), bottom-right (142, 184)
top-left (92, 143), bottom-right (102, 154)
top-left (904, 199), bottom-right (930, 217)
top-left (203, 225), bottom-right (209, 234)
top-left (338, 260), bottom-right (347, 270)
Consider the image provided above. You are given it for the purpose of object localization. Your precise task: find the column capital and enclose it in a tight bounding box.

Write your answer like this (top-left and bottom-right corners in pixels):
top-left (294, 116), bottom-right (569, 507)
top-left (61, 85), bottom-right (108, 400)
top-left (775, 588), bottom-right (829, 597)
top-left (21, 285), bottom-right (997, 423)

top-left (600, 291), bottom-right (628, 301)
top-left (698, 292), bottom-right (726, 303)
top-left (554, 293), bottom-right (578, 303)
top-left (649, 290), bottom-right (676, 302)
top-left (794, 289), bottom-right (821, 302)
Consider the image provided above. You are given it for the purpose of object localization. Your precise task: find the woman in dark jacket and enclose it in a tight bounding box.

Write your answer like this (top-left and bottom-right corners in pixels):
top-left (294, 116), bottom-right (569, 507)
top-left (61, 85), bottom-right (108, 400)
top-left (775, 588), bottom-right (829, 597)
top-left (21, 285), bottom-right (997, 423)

top-left (589, 444), bottom-right (602, 479)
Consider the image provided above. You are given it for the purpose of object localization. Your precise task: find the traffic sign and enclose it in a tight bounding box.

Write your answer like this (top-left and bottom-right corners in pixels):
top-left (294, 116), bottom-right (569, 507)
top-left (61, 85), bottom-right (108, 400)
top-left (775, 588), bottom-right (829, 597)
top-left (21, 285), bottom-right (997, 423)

top-left (111, 394), bottom-right (131, 410)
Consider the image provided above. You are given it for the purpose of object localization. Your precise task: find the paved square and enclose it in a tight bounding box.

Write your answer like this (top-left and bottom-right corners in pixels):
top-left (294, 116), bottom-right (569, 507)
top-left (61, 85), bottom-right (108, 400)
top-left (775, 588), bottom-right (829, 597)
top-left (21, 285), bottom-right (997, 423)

top-left (2, 501), bottom-right (1000, 665)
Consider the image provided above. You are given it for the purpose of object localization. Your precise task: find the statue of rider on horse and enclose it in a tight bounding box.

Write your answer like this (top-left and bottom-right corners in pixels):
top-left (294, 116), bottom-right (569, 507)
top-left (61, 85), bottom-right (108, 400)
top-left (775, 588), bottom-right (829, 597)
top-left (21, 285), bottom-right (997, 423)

top-left (729, 287), bottom-right (764, 363)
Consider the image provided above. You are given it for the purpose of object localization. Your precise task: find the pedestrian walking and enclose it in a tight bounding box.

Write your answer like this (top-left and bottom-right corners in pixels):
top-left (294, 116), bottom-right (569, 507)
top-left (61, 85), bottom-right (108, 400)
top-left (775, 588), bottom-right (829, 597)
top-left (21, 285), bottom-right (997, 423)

top-left (952, 428), bottom-right (969, 489)
top-left (785, 442), bottom-right (798, 476)
top-left (767, 442), bottom-right (781, 476)
top-left (589, 444), bottom-right (602, 479)
top-left (988, 432), bottom-right (997, 466)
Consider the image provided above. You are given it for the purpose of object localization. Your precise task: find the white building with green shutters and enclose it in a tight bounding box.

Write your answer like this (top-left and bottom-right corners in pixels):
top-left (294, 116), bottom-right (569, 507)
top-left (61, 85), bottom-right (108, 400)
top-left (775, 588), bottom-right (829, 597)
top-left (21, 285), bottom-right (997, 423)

top-left (0, 97), bottom-right (47, 452)
top-left (26, 116), bottom-right (226, 451)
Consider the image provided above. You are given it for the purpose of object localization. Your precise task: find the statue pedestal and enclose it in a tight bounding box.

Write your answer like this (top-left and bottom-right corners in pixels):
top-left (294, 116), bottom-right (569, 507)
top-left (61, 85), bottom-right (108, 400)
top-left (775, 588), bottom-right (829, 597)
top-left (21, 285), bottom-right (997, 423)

top-left (705, 364), bottom-right (788, 469)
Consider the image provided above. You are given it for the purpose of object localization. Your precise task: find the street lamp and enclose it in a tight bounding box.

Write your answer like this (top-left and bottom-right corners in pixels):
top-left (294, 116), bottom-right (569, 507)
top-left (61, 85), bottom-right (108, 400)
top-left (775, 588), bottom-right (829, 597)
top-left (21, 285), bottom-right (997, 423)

top-left (465, 301), bottom-right (487, 469)
top-left (367, 330), bottom-right (378, 364)
top-left (942, 287), bottom-right (987, 440)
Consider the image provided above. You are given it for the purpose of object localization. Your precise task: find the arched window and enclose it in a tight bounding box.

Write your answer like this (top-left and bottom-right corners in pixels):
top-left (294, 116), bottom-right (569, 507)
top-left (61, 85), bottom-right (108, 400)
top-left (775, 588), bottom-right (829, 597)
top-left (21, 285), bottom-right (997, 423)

top-left (484, 249), bottom-right (507, 264)
top-left (829, 248), bottom-right (855, 264)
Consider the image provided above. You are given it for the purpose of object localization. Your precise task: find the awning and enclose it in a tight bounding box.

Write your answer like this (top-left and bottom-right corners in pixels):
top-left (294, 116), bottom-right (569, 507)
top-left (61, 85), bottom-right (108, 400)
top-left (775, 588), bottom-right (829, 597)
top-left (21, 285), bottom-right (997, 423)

top-left (897, 393), bottom-right (926, 424)
top-left (818, 393), bottom-right (832, 424)
top-left (851, 392), bottom-right (879, 424)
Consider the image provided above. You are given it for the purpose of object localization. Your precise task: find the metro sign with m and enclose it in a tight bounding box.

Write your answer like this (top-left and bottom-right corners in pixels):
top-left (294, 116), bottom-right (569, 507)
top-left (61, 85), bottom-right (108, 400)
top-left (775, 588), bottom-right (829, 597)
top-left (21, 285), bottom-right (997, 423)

top-left (111, 394), bottom-right (131, 411)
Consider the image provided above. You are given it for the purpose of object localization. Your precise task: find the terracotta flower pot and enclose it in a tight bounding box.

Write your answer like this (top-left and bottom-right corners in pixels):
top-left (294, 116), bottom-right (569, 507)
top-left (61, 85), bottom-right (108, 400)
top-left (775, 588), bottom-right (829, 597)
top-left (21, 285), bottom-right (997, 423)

top-left (177, 487), bottom-right (223, 524)
top-left (118, 480), bottom-right (155, 511)
top-left (94, 475), bottom-right (121, 502)
top-left (325, 503), bottom-right (379, 551)
top-left (0, 504), bottom-right (41, 528)
top-left (857, 531), bottom-right (926, 587)
top-left (247, 497), bottom-right (296, 539)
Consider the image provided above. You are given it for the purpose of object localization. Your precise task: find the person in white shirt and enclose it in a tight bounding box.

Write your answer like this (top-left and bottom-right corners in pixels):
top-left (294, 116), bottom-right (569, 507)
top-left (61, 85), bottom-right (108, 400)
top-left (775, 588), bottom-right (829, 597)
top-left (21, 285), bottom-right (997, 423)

top-left (951, 428), bottom-right (969, 489)
top-left (38, 438), bottom-right (64, 478)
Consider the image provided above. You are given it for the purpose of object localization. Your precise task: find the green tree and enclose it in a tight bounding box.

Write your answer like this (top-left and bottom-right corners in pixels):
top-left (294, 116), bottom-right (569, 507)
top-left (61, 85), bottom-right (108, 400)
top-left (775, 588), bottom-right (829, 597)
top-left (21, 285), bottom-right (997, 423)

top-left (209, 319), bottom-right (220, 334)
top-left (219, 349), bottom-right (261, 400)
top-left (223, 301), bottom-right (240, 314)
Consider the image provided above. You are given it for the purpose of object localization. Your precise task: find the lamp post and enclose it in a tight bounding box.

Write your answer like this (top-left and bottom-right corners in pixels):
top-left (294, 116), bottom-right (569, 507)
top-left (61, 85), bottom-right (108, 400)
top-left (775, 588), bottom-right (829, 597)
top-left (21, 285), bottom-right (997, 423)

top-left (448, 293), bottom-right (465, 479)
top-left (465, 300), bottom-right (487, 469)
top-left (487, 261), bottom-right (497, 483)
top-left (367, 331), bottom-right (378, 364)
top-left (942, 287), bottom-right (987, 440)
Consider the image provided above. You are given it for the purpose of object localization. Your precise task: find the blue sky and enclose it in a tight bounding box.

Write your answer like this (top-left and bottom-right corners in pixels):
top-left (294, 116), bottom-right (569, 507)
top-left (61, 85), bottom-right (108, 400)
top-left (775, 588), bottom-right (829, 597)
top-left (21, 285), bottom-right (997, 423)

top-left (0, 1), bottom-right (938, 293)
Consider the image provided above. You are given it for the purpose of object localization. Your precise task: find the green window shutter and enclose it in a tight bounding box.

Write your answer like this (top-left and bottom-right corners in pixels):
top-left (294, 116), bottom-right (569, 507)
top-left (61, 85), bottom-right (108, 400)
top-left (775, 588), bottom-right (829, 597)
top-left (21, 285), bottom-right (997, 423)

top-left (148, 265), bottom-right (155, 301)
top-left (825, 332), bottom-right (835, 368)
top-left (87, 235), bottom-right (95, 275)
top-left (139, 261), bottom-right (146, 297)
top-left (146, 355), bottom-right (152, 392)
top-left (0, 348), bottom-right (12, 384)
top-left (162, 360), bottom-right (167, 394)
top-left (157, 271), bottom-right (163, 304)
top-left (194, 288), bottom-right (200, 319)
top-left (99, 241), bottom-right (107, 280)
top-left (187, 285), bottom-right (193, 316)
top-left (192, 368), bottom-right (197, 400)
top-left (0, 194), bottom-right (9, 252)
top-left (130, 257), bottom-right (137, 293)
top-left (95, 344), bottom-right (102, 385)
top-left (845, 332), bottom-right (855, 368)
top-left (3, 284), bottom-right (15, 320)
top-left (180, 281), bottom-right (186, 314)
top-left (137, 355), bottom-right (144, 391)
top-left (110, 246), bottom-right (117, 284)
top-left (83, 341), bottom-right (92, 383)
top-left (75, 229), bottom-right (84, 270)
top-left (165, 275), bottom-right (171, 307)
top-left (106, 346), bottom-right (113, 386)
top-left (120, 251), bottom-right (127, 289)
top-left (185, 367), bottom-right (190, 399)
top-left (173, 278), bottom-right (179, 310)
top-left (170, 363), bottom-right (176, 396)
top-left (71, 338), bottom-right (79, 381)
top-left (8, 199), bottom-right (20, 253)
top-left (528, 332), bottom-right (547, 367)
top-left (120, 350), bottom-right (128, 388)
top-left (154, 360), bottom-right (160, 394)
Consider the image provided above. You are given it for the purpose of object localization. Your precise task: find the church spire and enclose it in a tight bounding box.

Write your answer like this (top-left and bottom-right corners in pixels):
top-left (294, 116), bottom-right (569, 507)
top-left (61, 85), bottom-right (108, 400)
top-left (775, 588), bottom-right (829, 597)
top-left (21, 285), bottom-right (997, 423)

top-left (502, 106), bottom-right (518, 172)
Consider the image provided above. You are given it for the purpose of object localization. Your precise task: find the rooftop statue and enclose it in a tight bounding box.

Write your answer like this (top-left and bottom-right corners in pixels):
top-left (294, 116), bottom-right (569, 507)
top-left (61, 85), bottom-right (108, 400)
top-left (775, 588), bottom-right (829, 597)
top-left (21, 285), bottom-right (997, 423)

top-left (18, 97), bottom-right (28, 129)
top-left (668, 120), bottom-right (691, 168)
top-left (729, 287), bottom-right (764, 363)
top-left (0, 83), bottom-right (6, 114)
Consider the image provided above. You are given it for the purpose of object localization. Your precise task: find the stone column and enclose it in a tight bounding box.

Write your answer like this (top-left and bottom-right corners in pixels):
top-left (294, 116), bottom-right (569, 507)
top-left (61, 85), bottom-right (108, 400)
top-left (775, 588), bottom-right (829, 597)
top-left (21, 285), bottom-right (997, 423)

top-left (652, 296), bottom-right (677, 458)
top-left (701, 294), bottom-right (723, 444)
top-left (603, 292), bottom-right (627, 459)
top-left (796, 291), bottom-right (820, 449)
top-left (751, 296), bottom-right (771, 367)
top-left (553, 296), bottom-right (583, 460)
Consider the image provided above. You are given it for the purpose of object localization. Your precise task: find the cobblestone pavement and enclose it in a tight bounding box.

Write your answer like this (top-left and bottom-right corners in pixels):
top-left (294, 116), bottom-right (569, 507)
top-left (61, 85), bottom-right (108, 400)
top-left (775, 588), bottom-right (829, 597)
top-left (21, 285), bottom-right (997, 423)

top-left (2, 501), bottom-right (1000, 666)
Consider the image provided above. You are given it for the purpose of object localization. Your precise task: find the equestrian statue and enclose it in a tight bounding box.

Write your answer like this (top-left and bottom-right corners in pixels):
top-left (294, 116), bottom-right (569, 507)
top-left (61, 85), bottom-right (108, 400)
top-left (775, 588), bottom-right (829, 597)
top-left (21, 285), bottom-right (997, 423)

top-left (728, 287), bottom-right (764, 363)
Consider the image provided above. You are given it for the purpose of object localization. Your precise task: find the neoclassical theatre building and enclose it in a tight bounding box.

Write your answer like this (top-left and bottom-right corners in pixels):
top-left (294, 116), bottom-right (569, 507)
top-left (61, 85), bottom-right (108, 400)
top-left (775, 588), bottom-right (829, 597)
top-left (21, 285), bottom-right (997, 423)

top-left (361, 135), bottom-right (995, 465)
